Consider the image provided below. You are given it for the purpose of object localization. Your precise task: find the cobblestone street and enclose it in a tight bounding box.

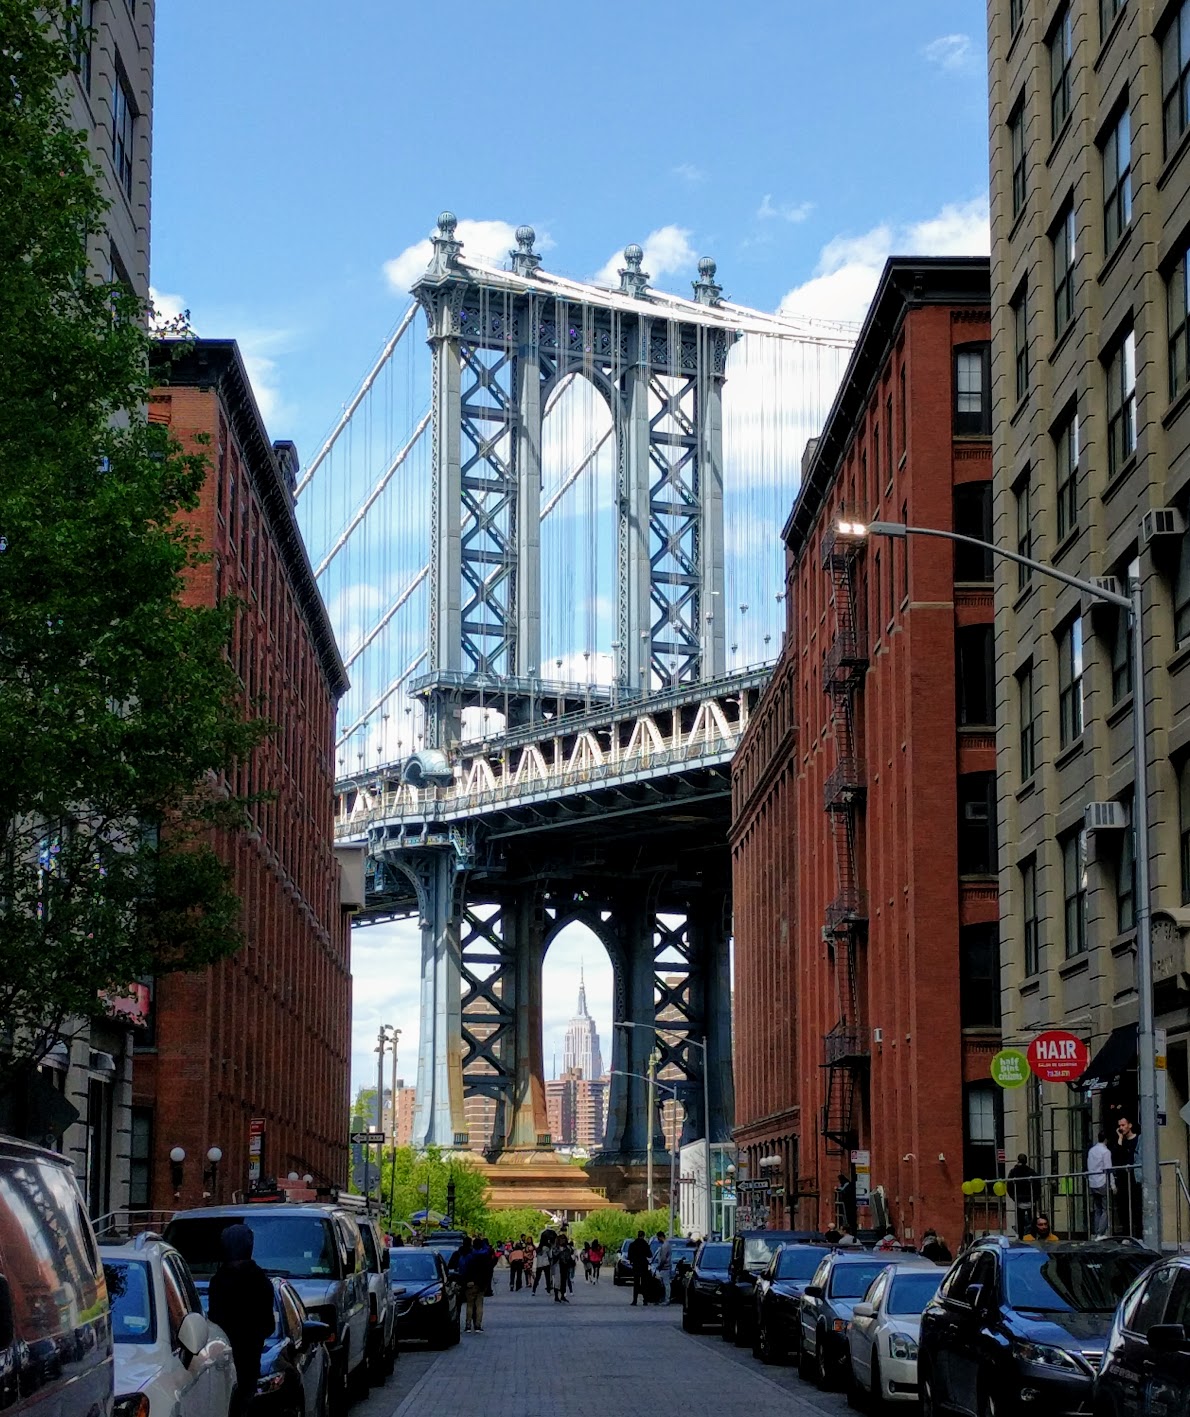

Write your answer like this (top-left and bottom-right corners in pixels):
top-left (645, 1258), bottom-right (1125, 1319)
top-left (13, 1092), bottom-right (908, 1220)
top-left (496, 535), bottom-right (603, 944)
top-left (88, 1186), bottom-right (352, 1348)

top-left (356, 1277), bottom-right (857, 1417)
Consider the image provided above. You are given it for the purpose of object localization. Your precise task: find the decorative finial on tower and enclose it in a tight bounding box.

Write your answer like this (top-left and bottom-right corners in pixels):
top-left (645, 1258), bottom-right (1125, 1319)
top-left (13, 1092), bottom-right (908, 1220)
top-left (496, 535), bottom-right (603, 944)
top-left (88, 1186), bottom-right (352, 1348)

top-left (619, 243), bottom-right (650, 299)
top-left (511, 224), bottom-right (542, 277)
top-left (692, 255), bottom-right (723, 305)
top-left (426, 210), bottom-right (463, 276)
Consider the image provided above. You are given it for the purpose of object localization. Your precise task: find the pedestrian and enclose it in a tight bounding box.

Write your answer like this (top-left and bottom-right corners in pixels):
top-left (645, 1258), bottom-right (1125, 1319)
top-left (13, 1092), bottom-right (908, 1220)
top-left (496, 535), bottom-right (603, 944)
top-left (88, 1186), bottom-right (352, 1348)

top-left (1006, 1153), bottom-right (1041, 1239)
top-left (581, 1241), bottom-right (593, 1283)
top-left (655, 1230), bottom-right (673, 1300)
top-left (837, 1224), bottom-right (862, 1248)
top-left (522, 1237), bottom-right (534, 1286)
top-left (1112, 1116), bottom-right (1142, 1237)
top-left (589, 1239), bottom-right (604, 1282)
top-left (1087, 1132), bottom-right (1114, 1237)
top-left (508, 1235), bottom-right (526, 1291)
top-left (823, 1223), bottom-right (842, 1245)
top-left (835, 1171), bottom-right (858, 1233)
top-left (461, 1236), bottom-right (493, 1332)
top-left (550, 1237), bottom-right (570, 1303)
top-left (874, 1226), bottom-right (898, 1251)
top-left (206, 1224), bottom-right (276, 1417)
top-left (919, 1229), bottom-right (952, 1263)
top-left (1024, 1213), bottom-right (1060, 1244)
top-left (533, 1229), bottom-right (553, 1294)
top-left (628, 1228), bottom-right (653, 1306)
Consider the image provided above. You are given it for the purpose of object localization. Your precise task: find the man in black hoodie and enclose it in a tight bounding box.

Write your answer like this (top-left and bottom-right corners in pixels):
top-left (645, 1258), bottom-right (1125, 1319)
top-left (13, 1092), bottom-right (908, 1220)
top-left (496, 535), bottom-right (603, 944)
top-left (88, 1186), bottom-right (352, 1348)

top-left (207, 1223), bottom-right (276, 1415)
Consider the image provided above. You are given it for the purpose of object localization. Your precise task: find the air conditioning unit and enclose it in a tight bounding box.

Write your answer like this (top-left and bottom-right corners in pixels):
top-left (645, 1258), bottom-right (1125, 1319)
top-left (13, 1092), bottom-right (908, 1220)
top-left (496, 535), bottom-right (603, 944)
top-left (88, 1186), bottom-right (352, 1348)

top-left (1084, 575), bottom-right (1124, 618)
top-left (1141, 507), bottom-right (1185, 545)
top-left (1085, 800), bottom-right (1127, 833)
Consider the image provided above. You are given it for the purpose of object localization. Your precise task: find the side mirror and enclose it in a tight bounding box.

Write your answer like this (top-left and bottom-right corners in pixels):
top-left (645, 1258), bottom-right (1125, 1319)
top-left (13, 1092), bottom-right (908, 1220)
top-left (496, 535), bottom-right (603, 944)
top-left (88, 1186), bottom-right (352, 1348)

top-left (382, 1249), bottom-right (390, 1271)
top-left (852, 1302), bottom-right (876, 1320)
top-left (301, 1319), bottom-right (333, 1348)
top-left (177, 1312), bottom-right (209, 1357)
top-left (964, 1283), bottom-right (985, 1312)
top-left (1147, 1323), bottom-right (1190, 1353)
top-left (804, 1284), bottom-right (824, 1300)
top-left (0, 1275), bottom-right (13, 1350)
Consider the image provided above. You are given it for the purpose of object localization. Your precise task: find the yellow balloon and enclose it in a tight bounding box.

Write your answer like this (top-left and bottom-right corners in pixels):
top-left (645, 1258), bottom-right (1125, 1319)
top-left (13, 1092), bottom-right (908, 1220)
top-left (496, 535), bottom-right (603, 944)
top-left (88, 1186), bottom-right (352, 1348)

top-left (992, 1181), bottom-right (1007, 1197)
top-left (961, 1180), bottom-right (974, 1196)
top-left (970, 1177), bottom-right (987, 1194)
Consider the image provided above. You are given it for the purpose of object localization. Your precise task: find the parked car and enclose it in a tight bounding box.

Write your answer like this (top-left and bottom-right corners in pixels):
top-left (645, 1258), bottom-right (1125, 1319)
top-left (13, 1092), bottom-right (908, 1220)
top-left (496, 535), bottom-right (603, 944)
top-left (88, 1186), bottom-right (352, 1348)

top-left (1095, 1252), bottom-right (1190, 1416)
top-left (101, 1232), bottom-right (235, 1417)
top-left (722, 1231), bottom-right (823, 1345)
top-left (613, 1237), bottom-right (655, 1286)
top-left (386, 1247), bottom-right (460, 1348)
top-left (354, 1216), bottom-right (396, 1382)
top-left (846, 1256), bottom-right (944, 1409)
top-left (0, 1134), bottom-right (114, 1416)
top-left (252, 1278), bottom-right (332, 1417)
top-left (667, 1239), bottom-right (699, 1304)
top-left (682, 1241), bottom-right (733, 1332)
top-left (164, 1204), bottom-right (369, 1414)
top-left (798, 1248), bottom-right (904, 1388)
top-left (918, 1237), bottom-right (1157, 1417)
top-left (751, 1241), bottom-right (834, 1364)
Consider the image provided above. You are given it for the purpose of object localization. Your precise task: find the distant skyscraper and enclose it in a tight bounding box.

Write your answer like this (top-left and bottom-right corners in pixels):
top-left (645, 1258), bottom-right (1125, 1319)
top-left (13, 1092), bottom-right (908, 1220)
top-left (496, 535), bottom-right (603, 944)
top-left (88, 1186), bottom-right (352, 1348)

top-left (562, 968), bottom-right (603, 1081)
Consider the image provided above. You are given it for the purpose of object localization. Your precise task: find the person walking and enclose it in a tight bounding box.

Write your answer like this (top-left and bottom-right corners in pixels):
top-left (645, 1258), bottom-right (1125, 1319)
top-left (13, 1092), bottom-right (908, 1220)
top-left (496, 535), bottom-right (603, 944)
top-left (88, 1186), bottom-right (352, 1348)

top-left (1087, 1132), bottom-right (1114, 1237)
top-left (461, 1237), bottom-right (493, 1333)
top-left (835, 1172), bottom-right (858, 1234)
top-left (628, 1229), bottom-right (653, 1307)
top-left (508, 1236), bottom-right (526, 1292)
top-left (919, 1229), bottom-right (952, 1263)
top-left (521, 1238), bottom-right (534, 1287)
top-left (581, 1241), bottom-right (593, 1283)
top-left (532, 1231), bottom-right (553, 1294)
top-left (206, 1224), bottom-right (277, 1417)
top-left (1006, 1153), bottom-right (1041, 1239)
top-left (589, 1239), bottom-right (604, 1282)
top-left (837, 1225), bottom-right (862, 1248)
top-left (549, 1237), bottom-right (570, 1303)
top-left (655, 1231), bottom-right (673, 1301)
top-left (1112, 1117), bottom-right (1142, 1237)
top-left (1023, 1213), bottom-right (1060, 1244)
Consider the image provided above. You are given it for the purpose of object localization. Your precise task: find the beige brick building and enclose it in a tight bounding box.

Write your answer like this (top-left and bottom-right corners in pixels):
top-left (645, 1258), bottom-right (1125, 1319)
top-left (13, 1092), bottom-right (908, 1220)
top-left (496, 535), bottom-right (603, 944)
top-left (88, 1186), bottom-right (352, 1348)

top-left (988, 0), bottom-right (1190, 1236)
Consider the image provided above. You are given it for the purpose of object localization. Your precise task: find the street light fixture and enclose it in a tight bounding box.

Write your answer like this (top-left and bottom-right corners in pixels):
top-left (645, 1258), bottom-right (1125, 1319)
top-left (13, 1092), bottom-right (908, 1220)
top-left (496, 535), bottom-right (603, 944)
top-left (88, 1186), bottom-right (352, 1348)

top-left (168, 1146), bottom-right (186, 1194)
top-left (616, 1020), bottom-right (714, 1240)
top-left (203, 1146), bottom-right (223, 1198)
top-left (847, 517), bottom-right (1160, 1249)
top-left (610, 1069), bottom-right (682, 1238)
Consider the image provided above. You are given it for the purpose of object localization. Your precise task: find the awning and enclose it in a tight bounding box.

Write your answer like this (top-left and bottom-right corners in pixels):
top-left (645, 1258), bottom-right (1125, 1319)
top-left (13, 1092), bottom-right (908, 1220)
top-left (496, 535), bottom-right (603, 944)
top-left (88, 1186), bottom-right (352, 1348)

top-left (1079, 1023), bottom-right (1138, 1091)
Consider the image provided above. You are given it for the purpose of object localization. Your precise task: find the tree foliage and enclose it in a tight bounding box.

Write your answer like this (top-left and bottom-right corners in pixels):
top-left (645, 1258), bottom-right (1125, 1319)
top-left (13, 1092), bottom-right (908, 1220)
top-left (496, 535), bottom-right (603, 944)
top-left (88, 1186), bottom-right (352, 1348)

top-left (378, 1147), bottom-right (490, 1233)
top-left (0, 1), bottom-right (263, 1085)
top-left (485, 1208), bottom-right (555, 1241)
top-left (570, 1206), bottom-right (679, 1247)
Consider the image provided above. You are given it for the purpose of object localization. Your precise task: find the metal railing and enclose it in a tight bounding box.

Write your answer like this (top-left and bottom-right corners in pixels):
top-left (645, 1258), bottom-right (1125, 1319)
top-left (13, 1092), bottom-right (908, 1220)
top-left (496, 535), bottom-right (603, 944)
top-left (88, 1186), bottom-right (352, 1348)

top-left (93, 1208), bottom-right (177, 1241)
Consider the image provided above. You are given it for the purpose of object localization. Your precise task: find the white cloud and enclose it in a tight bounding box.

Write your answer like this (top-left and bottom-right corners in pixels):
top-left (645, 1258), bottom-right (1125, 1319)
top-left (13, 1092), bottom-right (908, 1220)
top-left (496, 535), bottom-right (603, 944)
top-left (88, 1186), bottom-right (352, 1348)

top-left (595, 224), bottom-right (698, 287)
top-left (149, 286), bottom-right (188, 328)
top-left (924, 33), bottom-right (975, 70)
top-left (673, 162), bottom-right (707, 185)
top-left (757, 195), bottom-right (814, 224)
top-left (350, 917), bottom-right (423, 1099)
top-left (382, 219), bottom-right (554, 294)
top-left (778, 196), bottom-right (989, 323)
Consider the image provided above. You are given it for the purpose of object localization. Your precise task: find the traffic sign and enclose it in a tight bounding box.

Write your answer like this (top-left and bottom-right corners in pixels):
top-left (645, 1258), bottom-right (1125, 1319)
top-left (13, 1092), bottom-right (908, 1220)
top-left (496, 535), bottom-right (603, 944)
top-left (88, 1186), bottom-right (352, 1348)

top-left (350, 1131), bottom-right (387, 1145)
top-left (990, 1049), bottom-right (1031, 1088)
top-left (1026, 1031), bottom-right (1089, 1083)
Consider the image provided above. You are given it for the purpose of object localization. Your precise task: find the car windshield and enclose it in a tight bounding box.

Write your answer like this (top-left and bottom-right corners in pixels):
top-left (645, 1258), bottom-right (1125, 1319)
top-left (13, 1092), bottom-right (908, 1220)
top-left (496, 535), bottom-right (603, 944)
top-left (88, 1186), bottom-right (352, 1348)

top-left (699, 1244), bottom-right (732, 1268)
top-left (887, 1272), bottom-right (941, 1316)
top-left (776, 1247), bottom-right (830, 1280)
top-left (390, 1251), bottom-right (440, 1282)
top-left (165, 1215), bottom-right (339, 1280)
top-left (745, 1237), bottom-right (786, 1269)
top-left (103, 1260), bottom-right (155, 1343)
top-left (1005, 1249), bottom-right (1154, 1314)
top-left (830, 1261), bottom-right (893, 1299)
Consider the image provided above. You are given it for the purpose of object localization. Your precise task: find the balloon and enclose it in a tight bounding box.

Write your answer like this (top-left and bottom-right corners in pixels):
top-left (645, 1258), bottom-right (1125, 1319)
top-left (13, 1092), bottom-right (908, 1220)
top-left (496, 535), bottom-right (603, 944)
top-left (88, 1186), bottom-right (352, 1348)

top-left (970, 1177), bottom-right (987, 1194)
top-left (961, 1180), bottom-right (974, 1196)
top-left (992, 1181), bottom-right (1007, 1197)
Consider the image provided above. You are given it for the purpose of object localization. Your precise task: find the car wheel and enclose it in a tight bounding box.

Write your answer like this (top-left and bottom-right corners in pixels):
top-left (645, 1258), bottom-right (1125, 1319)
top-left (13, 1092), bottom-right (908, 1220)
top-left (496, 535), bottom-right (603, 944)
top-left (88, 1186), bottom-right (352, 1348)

top-left (868, 1356), bottom-right (885, 1414)
top-left (846, 1358), bottom-right (866, 1411)
top-left (721, 1309), bottom-right (736, 1343)
top-left (315, 1366), bottom-right (331, 1417)
top-left (758, 1317), bottom-right (782, 1364)
top-left (328, 1357), bottom-right (350, 1417)
top-left (682, 1303), bottom-right (701, 1334)
top-left (797, 1330), bottom-right (815, 1381)
top-left (367, 1335), bottom-right (387, 1386)
top-left (978, 1387), bottom-right (999, 1417)
top-left (815, 1327), bottom-right (837, 1390)
top-left (347, 1356), bottom-right (369, 1402)
top-left (919, 1363), bottom-right (938, 1417)
top-left (384, 1329), bottom-right (397, 1375)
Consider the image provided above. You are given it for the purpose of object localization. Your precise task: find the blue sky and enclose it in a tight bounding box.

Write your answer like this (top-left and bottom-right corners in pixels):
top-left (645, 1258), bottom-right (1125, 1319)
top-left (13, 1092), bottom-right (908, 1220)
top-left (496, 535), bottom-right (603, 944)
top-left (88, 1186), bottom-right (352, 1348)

top-left (151, 0), bottom-right (990, 1097)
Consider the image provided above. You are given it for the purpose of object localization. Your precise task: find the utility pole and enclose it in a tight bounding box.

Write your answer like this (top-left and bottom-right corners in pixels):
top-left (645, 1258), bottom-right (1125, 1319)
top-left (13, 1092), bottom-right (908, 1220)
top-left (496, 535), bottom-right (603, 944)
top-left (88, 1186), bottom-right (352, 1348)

top-left (388, 1027), bottom-right (401, 1225)
top-left (646, 1047), bottom-right (659, 1211)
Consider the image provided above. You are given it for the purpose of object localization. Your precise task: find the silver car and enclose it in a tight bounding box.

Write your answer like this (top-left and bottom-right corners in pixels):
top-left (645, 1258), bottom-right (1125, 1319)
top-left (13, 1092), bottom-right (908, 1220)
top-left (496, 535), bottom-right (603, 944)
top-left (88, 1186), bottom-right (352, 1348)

top-left (846, 1257), bottom-right (943, 1408)
top-left (354, 1217), bottom-right (397, 1381)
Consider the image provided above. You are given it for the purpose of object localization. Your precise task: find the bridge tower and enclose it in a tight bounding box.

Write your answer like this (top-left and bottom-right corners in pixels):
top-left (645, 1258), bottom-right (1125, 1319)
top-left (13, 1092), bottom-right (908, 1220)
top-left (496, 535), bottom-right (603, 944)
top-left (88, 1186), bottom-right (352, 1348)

top-left (392, 215), bottom-right (738, 1162)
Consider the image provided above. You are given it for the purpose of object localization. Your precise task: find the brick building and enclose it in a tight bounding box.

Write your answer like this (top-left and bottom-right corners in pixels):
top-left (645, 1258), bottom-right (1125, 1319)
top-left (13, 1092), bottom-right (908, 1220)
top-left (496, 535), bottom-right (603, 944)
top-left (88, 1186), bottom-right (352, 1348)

top-left (545, 1069), bottom-right (607, 1151)
top-left (732, 258), bottom-right (1000, 1244)
top-left (131, 340), bottom-right (354, 1206)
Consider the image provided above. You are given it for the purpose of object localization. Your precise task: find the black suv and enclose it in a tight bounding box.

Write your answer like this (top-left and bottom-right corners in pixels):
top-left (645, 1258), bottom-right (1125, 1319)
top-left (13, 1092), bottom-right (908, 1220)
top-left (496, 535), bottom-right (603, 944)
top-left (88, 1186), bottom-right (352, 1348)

top-left (682, 1240), bottom-right (733, 1332)
top-left (918, 1237), bottom-right (1157, 1417)
top-left (1096, 1253), bottom-right (1190, 1414)
top-left (720, 1230), bottom-right (822, 1345)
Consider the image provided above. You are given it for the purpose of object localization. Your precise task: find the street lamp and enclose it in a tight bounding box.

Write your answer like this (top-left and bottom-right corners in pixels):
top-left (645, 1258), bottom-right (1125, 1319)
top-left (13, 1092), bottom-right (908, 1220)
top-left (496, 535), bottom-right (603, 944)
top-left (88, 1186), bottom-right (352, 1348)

top-left (616, 1020), bottom-right (714, 1239)
top-left (610, 1069), bottom-right (682, 1238)
top-left (844, 517), bottom-right (1160, 1249)
top-left (169, 1146), bottom-right (186, 1195)
top-left (203, 1146), bottom-right (223, 1198)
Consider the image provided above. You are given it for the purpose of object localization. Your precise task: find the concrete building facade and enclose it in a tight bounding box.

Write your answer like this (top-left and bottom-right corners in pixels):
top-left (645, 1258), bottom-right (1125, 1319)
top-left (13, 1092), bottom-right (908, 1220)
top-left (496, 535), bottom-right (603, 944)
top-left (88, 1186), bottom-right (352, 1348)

top-left (131, 340), bottom-right (353, 1206)
top-left (988, 0), bottom-right (1190, 1233)
top-left (733, 259), bottom-right (999, 1243)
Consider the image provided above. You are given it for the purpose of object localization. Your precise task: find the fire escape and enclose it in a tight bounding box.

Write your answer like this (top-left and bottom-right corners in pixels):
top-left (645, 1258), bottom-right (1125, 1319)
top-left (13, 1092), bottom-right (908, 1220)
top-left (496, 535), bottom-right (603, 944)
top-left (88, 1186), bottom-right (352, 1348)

top-left (820, 525), bottom-right (870, 1156)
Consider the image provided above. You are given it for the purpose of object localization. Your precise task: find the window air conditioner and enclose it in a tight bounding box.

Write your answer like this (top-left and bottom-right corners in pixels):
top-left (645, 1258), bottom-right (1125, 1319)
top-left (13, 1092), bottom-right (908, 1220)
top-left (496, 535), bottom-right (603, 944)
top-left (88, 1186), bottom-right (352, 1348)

top-left (1085, 800), bottom-right (1126, 832)
top-left (1084, 575), bottom-right (1124, 618)
top-left (1140, 508), bottom-right (1185, 545)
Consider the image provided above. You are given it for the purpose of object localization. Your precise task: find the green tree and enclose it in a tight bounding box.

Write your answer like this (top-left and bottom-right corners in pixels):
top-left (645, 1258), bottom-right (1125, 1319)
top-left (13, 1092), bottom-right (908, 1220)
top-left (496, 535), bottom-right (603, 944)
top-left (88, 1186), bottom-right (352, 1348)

top-left (379, 1147), bottom-right (490, 1233)
top-left (486, 1208), bottom-right (554, 1241)
top-left (571, 1207), bottom-right (678, 1247)
top-left (0, 2), bottom-right (263, 1104)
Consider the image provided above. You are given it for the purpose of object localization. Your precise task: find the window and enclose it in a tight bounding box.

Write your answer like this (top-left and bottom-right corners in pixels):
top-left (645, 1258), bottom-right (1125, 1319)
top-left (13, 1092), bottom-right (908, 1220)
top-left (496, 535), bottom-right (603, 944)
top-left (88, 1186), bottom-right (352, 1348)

top-left (1022, 856), bottom-right (1040, 975)
top-left (1015, 473), bottom-right (1033, 590)
top-left (1117, 796), bottom-right (1136, 932)
top-left (1180, 760), bottom-right (1190, 904)
top-left (958, 772), bottom-right (998, 877)
top-left (955, 344), bottom-right (991, 434)
top-left (886, 394), bottom-right (894, 481)
top-left (1063, 827), bottom-right (1089, 956)
top-left (1175, 533), bottom-right (1190, 644)
top-left (954, 482), bottom-right (994, 581)
top-left (960, 923), bottom-right (1002, 1028)
top-left (72, 0), bottom-right (93, 90)
top-left (1053, 204), bottom-right (1076, 335)
top-left (965, 1084), bottom-right (1004, 1181)
top-left (1010, 101), bottom-right (1027, 218)
top-left (1167, 246), bottom-right (1190, 399)
top-left (1018, 664), bottom-right (1037, 780)
top-left (1058, 616), bottom-right (1084, 746)
top-left (899, 364), bottom-right (907, 450)
top-left (1110, 562), bottom-right (1137, 701)
top-left (129, 1107), bottom-right (152, 1208)
top-left (1100, 0), bottom-right (1124, 38)
top-left (1011, 0), bottom-right (1024, 33)
top-left (873, 425), bottom-right (880, 500)
top-left (1012, 284), bottom-right (1030, 402)
top-left (1102, 105), bottom-right (1132, 251)
top-left (1055, 408), bottom-right (1080, 540)
top-left (957, 625), bottom-right (996, 727)
top-left (112, 67), bottom-right (136, 197)
top-left (1162, 2), bottom-right (1190, 158)
top-left (1106, 329), bottom-right (1137, 477)
top-left (1050, 8), bottom-right (1073, 138)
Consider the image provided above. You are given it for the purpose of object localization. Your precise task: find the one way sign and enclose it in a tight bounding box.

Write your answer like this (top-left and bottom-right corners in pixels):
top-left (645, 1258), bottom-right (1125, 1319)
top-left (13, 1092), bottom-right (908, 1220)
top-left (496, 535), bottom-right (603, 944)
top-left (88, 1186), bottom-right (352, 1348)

top-left (350, 1131), bottom-right (386, 1145)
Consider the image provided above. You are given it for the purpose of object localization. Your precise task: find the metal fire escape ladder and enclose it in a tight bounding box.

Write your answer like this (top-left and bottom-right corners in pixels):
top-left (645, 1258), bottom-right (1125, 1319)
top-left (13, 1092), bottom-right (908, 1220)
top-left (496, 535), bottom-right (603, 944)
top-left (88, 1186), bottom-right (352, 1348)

top-left (819, 525), bottom-right (870, 1156)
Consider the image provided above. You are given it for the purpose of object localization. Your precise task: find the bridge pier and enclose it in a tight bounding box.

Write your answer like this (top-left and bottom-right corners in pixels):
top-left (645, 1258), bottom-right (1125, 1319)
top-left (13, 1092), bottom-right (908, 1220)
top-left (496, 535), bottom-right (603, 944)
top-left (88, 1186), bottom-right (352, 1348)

top-left (505, 892), bottom-right (548, 1149)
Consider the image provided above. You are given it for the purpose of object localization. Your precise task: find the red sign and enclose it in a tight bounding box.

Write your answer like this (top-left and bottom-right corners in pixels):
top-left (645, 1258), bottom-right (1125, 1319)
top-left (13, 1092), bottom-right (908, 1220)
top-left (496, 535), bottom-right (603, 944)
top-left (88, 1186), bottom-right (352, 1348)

top-left (1027, 1031), bottom-right (1090, 1083)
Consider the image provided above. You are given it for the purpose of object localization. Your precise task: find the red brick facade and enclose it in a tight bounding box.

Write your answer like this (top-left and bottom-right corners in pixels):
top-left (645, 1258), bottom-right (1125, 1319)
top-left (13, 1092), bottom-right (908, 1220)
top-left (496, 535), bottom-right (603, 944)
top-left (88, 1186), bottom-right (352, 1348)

top-left (731, 260), bottom-right (999, 1246)
top-left (132, 342), bottom-right (352, 1206)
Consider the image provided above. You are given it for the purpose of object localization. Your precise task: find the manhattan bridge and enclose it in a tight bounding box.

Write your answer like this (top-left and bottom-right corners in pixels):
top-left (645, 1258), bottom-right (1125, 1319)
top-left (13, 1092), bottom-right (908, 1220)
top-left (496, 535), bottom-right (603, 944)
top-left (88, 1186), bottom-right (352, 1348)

top-left (297, 214), bottom-right (855, 1170)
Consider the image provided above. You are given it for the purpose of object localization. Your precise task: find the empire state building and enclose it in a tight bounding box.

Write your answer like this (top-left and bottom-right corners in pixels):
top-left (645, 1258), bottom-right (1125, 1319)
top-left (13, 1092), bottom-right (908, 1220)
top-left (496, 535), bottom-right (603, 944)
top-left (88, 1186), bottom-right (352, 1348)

top-left (562, 968), bottom-right (603, 1080)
